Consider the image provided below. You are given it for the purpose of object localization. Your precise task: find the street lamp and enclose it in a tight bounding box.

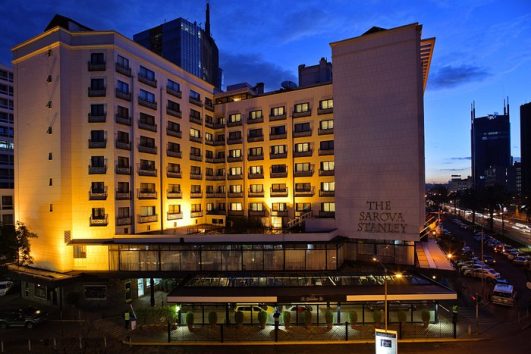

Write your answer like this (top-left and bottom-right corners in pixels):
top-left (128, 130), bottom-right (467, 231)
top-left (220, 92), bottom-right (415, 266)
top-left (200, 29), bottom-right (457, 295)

top-left (372, 257), bottom-right (388, 331)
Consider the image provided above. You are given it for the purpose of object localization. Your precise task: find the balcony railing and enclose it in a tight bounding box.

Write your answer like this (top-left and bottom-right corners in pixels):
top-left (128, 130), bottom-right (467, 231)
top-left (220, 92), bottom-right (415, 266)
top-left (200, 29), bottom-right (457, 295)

top-left (115, 89), bottom-right (131, 101)
top-left (294, 168), bottom-right (313, 177)
top-left (318, 128), bottom-right (334, 135)
top-left (138, 120), bottom-right (157, 132)
top-left (167, 212), bottom-right (183, 220)
top-left (138, 75), bottom-right (157, 88)
top-left (167, 150), bottom-right (182, 158)
top-left (137, 164), bottom-right (157, 176)
top-left (115, 140), bottom-right (131, 150)
top-left (247, 135), bottom-right (264, 143)
top-left (88, 61), bottom-right (106, 71)
top-left (90, 215), bottom-right (108, 226)
top-left (206, 157), bottom-right (225, 163)
top-left (88, 165), bottom-right (107, 174)
top-left (270, 133), bottom-right (287, 140)
top-left (205, 102), bottom-right (215, 112)
top-left (167, 191), bottom-right (182, 199)
top-left (138, 144), bottom-right (157, 154)
top-left (229, 210), bottom-right (245, 216)
top-left (88, 87), bottom-right (106, 97)
top-left (318, 149), bottom-right (334, 156)
top-left (138, 97), bottom-right (157, 110)
top-left (318, 107), bottom-right (333, 115)
top-left (293, 149), bottom-right (313, 158)
top-left (167, 170), bottom-right (182, 178)
top-left (190, 136), bottom-right (202, 143)
top-left (206, 174), bottom-right (225, 181)
top-left (190, 173), bottom-right (202, 180)
top-left (292, 110), bottom-right (311, 118)
top-left (115, 114), bottom-right (131, 126)
top-left (319, 211), bottom-right (335, 218)
top-left (270, 170), bottom-right (288, 178)
top-left (189, 97), bottom-right (203, 107)
top-left (138, 214), bottom-right (158, 223)
top-left (167, 128), bottom-right (182, 138)
top-left (248, 190), bottom-right (264, 197)
top-left (189, 154), bottom-right (202, 161)
top-left (88, 113), bottom-right (106, 123)
top-left (319, 190), bottom-right (335, 197)
top-left (227, 120), bottom-right (242, 127)
top-left (227, 156), bottom-right (243, 163)
top-left (249, 210), bottom-right (266, 217)
top-left (116, 166), bottom-right (131, 175)
top-left (269, 113), bottom-right (286, 121)
top-left (270, 187), bottom-right (288, 197)
top-left (205, 120), bottom-right (225, 129)
top-left (116, 216), bottom-right (131, 226)
top-left (248, 154), bottom-right (264, 161)
top-left (115, 63), bottom-right (131, 77)
top-left (137, 190), bottom-right (157, 199)
top-left (293, 130), bottom-right (312, 138)
top-left (89, 187), bottom-right (108, 200)
top-left (294, 187), bottom-right (315, 197)
top-left (115, 191), bottom-right (130, 200)
top-left (207, 209), bottom-right (227, 215)
top-left (213, 140), bottom-right (225, 146)
top-left (319, 169), bottom-right (335, 176)
top-left (227, 137), bottom-right (243, 145)
top-left (247, 116), bottom-right (264, 124)
top-left (166, 107), bottom-right (182, 118)
top-left (248, 173), bottom-right (264, 179)
top-left (228, 192), bottom-right (243, 198)
top-left (191, 211), bottom-right (203, 218)
top-left (88, 139), bottom-right (107, 149)
top-left (270, 152), bottom-right (287, 159)
top-left (166, 87), bottom-right (182, 98)
top-left (190, 191), bottom-right (203, 198)
top-left (227, 174), bottom-right (243, 180)
top-left (189, 115), bottom-right (202, 125)
top-left (271, 210), bottom-right (289, 217)
top-left (206, 192), bottom-right (226, 198)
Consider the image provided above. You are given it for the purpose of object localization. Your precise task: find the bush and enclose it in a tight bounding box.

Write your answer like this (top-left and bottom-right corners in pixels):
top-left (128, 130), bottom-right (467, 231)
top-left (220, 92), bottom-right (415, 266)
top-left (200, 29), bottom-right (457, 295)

top-left (304, 309), bottom-right (312, 328)
top-left (349, 311), bottom-right (358, 326)
top-left (421, 310), bottom-right (431, 327)
top-left (282, 311), bottom-right (291, 328)
top-left (186, 312), bottom-right (194, 331)
top-left (235, 311), bottom-right (244, 326)
top-left (258, 311), bottom-right (267, 329)
top-left (373, 309), bottom-right (382, 324)
top-left (325, 309), bottom-right (334, 328)
top-left (208, 311), bottom-right (217, 328)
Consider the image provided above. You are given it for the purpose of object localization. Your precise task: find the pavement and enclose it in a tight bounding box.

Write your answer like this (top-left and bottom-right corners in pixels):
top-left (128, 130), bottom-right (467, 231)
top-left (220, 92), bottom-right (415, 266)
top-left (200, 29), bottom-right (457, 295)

top-left (416, 238), bottom-right (454, 270)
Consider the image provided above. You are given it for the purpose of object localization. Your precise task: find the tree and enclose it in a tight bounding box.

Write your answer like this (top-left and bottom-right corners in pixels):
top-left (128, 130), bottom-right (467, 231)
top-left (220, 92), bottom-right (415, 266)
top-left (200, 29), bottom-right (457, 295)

top-left (0, 222), bottom-right (37, 266)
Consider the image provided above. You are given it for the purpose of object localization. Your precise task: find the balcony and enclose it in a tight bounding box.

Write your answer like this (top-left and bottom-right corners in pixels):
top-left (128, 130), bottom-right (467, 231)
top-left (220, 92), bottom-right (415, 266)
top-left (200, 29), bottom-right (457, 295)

top-left (138, 75), bottom-right (157, 88)
top-left (248, 173), bottom-right (264, 180)
top-left (88, 61), bottom-right (106, 71)
top-left (319, 190), bottom-right (335, 197)
top-left (167, 149), bottom-right (182, 158)
top-left (270, 170), bottom-right (288, 178)
top-left (115, 63), bottom-right (131, 77)
top-left (115, 114), bottom-right (131, 126)
top-left (319, 149), bottom-right (334, 156)
top-left (88, 87), bottom-right (106, 97)
top-left (293, 130), bottom-right (312, 138)
top-left (89, 187), bottom-right (108, 200)
top-left (294, 168), bottom-right (314, 177)
top-left (249, 210), bottom-right (266, 217)
top-left (88, 165), bottom-right (107, 174)
top-left (207, 209), bottom-right (227, 215)
top-left (190, 191), bottom-right (202, 199)
top-left (318, 128), bottom-right (334, 135)
top-left (166, 107), bottom-right (182, 118)
top-left (189, 97), bottom-right (203, 107)
top-left (189, 154), bottom-right (202, 162)
top-left (167, 128), bottom-right (182, 138)
top-left (248, 154), bottom-right (264, 161)
top-left (271, 210), bottom-right (289, 217)
top-left (138, 144), bottom-right (157, 154)
top-left (293, 149), bottom-right (313, 158)
top-left (167, 169), bottom-right (182, 178)
top-left (270, 187), bottom-right (288, 197)
top-left (227, 136), bottom-right (242, 145)
top-left (213, 140), bottom-right (225, 146)
top-left (137, 190), bottom-right (157, 199)
top-left (138, 120), bottom-right (157, 132)
top-left (115, 89), bottom-right (132, 101)
top-left (190, 172), bottom-right (202, 180)
top-left (248, 190), bottom-right (264, 197)
top-left (269, 113), bottom-right (286, 121)
top-left (191, 211), bottom-right (203, 218)
top-left (113, 139), bottom-right (130, 150)
top-left (115, 191), bottom-right (130, 200)
top-left (206, 157), bottom-right (225, 164)
top-left (137, 164), bottom-right (157, 176)
top-left (227, 120), bottom-right (242, 127)
top-left (138, 97), bottom-right (157, 110)
top-left (189, 114), bottom-right (202, 125)
top-left (319, 169), bottom-right (334, 176)
top-left (229, 210), bottom-right (244, 216)
top-left (205, 102), bottom-right (215, 112)
top-left (228, 192), bottom-right (243, 198)
top-left (247, 116), bottom-right (264, 124)
top-left (167, 212), bottom-right (183, 220)
top-left (164, 88), bottom-right (181, 101)
top-left (270, 132), bottom-right (287, 140)
top-left (270, 152), bottom-right (287, 160)
top-left (88, 139), bottom-right (107, 149)
top-left (138, 214), bottom-right (158, 223)
top-left (167, 191), bottom-right (182, 199)
top-left (318, 107), bottom-right (333, 115)
top-left (116, 166), bottom-right (131, 175)
top-left (319, 211), bottom-right (335, 218)
top-left (207, 192), bottom-right (226, 198)
top-left (227, 173), bottom-right (243, 180)
top-left (227, 156), bottom-right (243, 163)
top-left (89, 215), bottom-right (108, 226)
top-left (247, 135), bottom-right (264, 143)
top-left (292, 110), bottom-right (311, 118)
top-left (205, 120), bottom-right (225, 129)
top-left (88, 113), bottom-right (106, 123)
top-left (190, 136), bottom-right (202, 143)
top-left (294, 187), bottom-right (315, 197)
top-left (206, 174), bottom-right (225, 181)
top-left (116, 216), bottom-right (131, 226)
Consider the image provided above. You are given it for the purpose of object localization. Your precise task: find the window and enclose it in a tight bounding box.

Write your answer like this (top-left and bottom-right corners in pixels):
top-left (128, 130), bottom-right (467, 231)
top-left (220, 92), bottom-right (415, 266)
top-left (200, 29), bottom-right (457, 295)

top-left (270, 125), bottom-right (286, 135)
top-left (271, 106), bottom-right (285, 117)
top-left (190, 128), bottom-right (201, 138)
top-left (34, 284), bottom-right (47, 299)
top-left (168, 121), bottom-right (180, 133)
top-left (139, 113), bottom-right (155, 126)
top-left (140, 183), bottom-right (155, 192)
top-left (90, 130), bottom-right (105, 142)
top-left (229, 167), bottom-right (242, 176)
top-left (117, 80), bottom-right (129, 94)
top-left (0, 84), bottom-right (13, 96)
top-left (92, 207), bottom-right (106, 219)
top-left (230, 202), bottom-right (242, 211)
top-left (168, 184), bottom-right (181, 192)
top-left (248, 128), bottom-right (263, 138)
top-left (294, 102), bottom-right (310, 113)
top-left (117, 55), bottom-right (129, 69)
top-left (272, 202), bottom-right (287, 211)
top-left (296, 203), bottom-right (311, 212)
top-left (84, 285), bottom-right (107, 300)
top-left (91, 182), bottom-right (105, 193)
top-left (271, 183), bottom-right (287, 192)
top-left (270, 145), bottom-right (286, 154)
top-left (206, 167), bottom-right (214, 176)
top-left (320, 140), bottom-right (334, 150)
top-left (250, 184), bottom-right (263, 193)
top-left (249, 147), bottom-right (263, 156)
top-left (117, 157), bottom-right (129, 168)
top-left (321, 161), bottom-right (335, 171)
top-left (320, 99), bottom-right (333, 109)
top-left (321, 181), bottom-right (335, 191)
top-left (322, 202), bottom-right (335, 212)
top-left (249, 110), bottom-right (263, 120)
top-left (191, 204), bottom-right (202, 212)
top-left (295, 183), bottom-right (311, 192)
top-left (118, 207), bottom-right (130, 218)
top-left (271, 164), bottom-right (286, 173)
top-left (139, 159), bottom-right (155, 170)
top-left (139, 89), bottom-right (155, 103)
top-left (205, 132), bottom-right (213, 142)
top-left (294, 122), bottom-right (311, 132)
top-left (117, 105), bottom-right (129, 118)
top-left (295, 143), bottom-right (310, 152)
top-left (249, 166), bottom-right (263, 175)
top-left (191, 185), bottom-right (201, 193)
top-left (249, 203), bottom-right (263, 211)
top-left (90, 53), bottom-right (104, 64)
top-left (90, 104), bottom-right (105, 116)
top-left (216, 168), bottom-right (225, 176)
top-left (295, 163), bottom-right (311, 172)
top-left (229, 149), bottom-right (241, 158)
top-left (190, 146), bottom-right (201, 157)
top-left (228, 131), bottom-right (242, 140)
top-left (140, 206), bottom-right (156, 216)
top-left (167, 79), bottom-right (180, 92)
top-left (206, 202), bottom-right (214, 211)
top-left (1, 196), bottom-right (13, 210)
top-left (167, 100), bottom-right (180, 112)
top-left (230, 185), bottom-right (242, 193)
top-left (91, 156), bottom-right (105, 167)
top-left (117, 182), bottom-right (129, 193)
top-left (169, 204), bottom-right (181, 213)
top-left (228, 113), bottom-right (241, 123)
top-left (73, 245), bottom-right (87, 259)
top-left (140, 136), bottom-right (155, 148)
top-left (205, 97), bottom-right (213, 107)
top-left (90, 78), bottom-right (105, 90)
top-left (168, 163), bottom-right (180, 173)
top-left (320, 119), bottom-right (334, 130)
top-left (190, 89), bottom-right (201, 101)
top-left (191, 166), bottom-right (201, 175)
top-left (139, 66), bottom-right (155, 81)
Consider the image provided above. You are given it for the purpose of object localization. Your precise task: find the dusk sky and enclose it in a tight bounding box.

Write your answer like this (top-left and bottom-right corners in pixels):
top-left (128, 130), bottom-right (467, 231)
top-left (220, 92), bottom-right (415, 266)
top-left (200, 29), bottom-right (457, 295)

top-left (1, 0), bottom-right (530, 183)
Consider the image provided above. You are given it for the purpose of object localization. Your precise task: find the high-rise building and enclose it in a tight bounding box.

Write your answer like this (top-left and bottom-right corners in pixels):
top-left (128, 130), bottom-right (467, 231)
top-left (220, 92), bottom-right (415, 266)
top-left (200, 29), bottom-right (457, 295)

top-left (12, 19), bottom-right (440, 308)
top-left (520, 102), bottom-right (531, 200)
top-left (0, 65), bottom-right (14, 225)
top-left (133, 3), bottom-right (222, 90)
top-left (298, 57), bottom-right (332, 88)
top-left (471, 102), bottom-right (511, 189)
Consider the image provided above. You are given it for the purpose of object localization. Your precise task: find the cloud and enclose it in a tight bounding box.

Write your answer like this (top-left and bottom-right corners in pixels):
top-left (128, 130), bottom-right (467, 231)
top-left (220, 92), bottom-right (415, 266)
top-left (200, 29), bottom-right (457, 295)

top-left (220, 52), bottom-right (296, 91)
top-left (449, 157), bottom-right (471, 161)
top-left (429, 64), bottom-right (491, 89)
top-left (438, 168), bottom-right (470, 172)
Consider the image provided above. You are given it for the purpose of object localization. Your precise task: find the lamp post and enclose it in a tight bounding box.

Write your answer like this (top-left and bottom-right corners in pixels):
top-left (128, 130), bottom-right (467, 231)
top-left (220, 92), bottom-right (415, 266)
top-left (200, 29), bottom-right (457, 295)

top-left (372, 257), bottom-right (388, 331)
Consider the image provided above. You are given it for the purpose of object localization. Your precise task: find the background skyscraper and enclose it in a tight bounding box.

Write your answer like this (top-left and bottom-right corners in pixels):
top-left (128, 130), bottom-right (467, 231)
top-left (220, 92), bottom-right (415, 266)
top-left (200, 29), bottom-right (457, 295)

top-left (520, 102), bottom-right (531, 201)
top-left (133, 2), bottom-right (222, 90)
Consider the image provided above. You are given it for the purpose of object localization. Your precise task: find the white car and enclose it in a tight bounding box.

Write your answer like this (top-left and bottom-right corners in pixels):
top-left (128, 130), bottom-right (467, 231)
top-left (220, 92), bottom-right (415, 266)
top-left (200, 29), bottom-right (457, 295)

top-left (0, 281), bottom-right (13, 296)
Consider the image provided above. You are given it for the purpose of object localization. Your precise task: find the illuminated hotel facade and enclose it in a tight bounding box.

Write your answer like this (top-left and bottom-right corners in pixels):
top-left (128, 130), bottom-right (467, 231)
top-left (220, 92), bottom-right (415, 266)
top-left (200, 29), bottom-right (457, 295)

top-left (12, 19), bottom-right (436, 305)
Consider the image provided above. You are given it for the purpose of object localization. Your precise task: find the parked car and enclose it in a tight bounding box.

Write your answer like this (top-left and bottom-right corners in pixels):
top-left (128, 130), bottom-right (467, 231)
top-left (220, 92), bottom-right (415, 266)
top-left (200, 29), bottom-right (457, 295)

top-left (483, 255), bottom-right (496, 265)
top-left (285, 305), bottom-right (313, 313)
top-left (512, 256), bottom-right (529, 266)
top-left (0, 307), bottom-right (46, 329)
top-left (0, 281), bottom-right (13, 296)
top-left (491, 284), bottom-right (516, 307)
top-left (507, 251), bottom-right (520, 261)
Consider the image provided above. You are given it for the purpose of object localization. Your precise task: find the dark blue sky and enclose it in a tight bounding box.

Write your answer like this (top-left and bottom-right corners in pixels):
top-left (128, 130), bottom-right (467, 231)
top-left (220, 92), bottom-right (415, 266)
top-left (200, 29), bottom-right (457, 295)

top-left (2, 0), bottom-right (531, 183)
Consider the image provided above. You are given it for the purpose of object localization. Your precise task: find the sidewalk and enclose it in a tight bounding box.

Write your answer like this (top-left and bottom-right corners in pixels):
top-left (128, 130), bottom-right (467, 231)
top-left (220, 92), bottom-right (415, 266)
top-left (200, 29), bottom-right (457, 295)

top-left (416, 239), bottom-right (454, 270)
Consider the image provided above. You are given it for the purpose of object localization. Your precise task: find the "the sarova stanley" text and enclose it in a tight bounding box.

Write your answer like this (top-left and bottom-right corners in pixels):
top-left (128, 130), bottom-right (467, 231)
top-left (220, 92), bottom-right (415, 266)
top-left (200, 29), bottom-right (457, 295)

top-left (357, 201), bottom-right (406, 233)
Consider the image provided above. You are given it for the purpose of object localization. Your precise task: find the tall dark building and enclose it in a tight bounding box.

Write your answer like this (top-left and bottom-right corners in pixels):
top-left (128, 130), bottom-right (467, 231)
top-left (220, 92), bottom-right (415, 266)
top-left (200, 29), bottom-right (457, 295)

top-left (471, 101), bottom-right (511, 189)
top-left (520, 102), bottom-right (531, 200)
top-left (133, 2), bottom-right (222, 89)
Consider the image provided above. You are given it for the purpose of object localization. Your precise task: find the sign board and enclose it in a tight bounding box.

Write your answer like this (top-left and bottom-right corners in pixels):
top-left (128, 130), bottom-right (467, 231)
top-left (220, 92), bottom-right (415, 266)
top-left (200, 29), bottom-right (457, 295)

top-left (375, 329), bottom-right (397, 354)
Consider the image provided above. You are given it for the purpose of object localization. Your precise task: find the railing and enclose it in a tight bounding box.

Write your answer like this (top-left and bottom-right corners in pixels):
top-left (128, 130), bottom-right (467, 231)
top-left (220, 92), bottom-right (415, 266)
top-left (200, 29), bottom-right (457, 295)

top-left (167, 191), bottom-right (182, 199)
top-left (168, 150), bottom-right (182, 158)
top-left (115, 114), bottom-right (131, 125)
top-left (167, 128), bottom-right (182, 138)
top-left (318, 107), bottom-right (333, 115)
top-left (115, 140), bottom-right (131, 150)
top-left (190, 173), bottom-right (202, 180)
top-left (88, 139), bottom-right (107, 149)
top-left (270, 152), bottom-right (287, 159)
top-left (115, 191), bottom-right (130, 200)
top-left (319, 169), bottom-right (334, 176)
top-left (270, 187), bottom-right (288, 197)
top-left (138, 120), bottom-right (158, 132)
top-left (137, 165), bottom-right (157, 176)
top-left (248, 135), bottom-right (264, 142)
top-left (138, 214), bottom-right (158, 223)
top-left (116, 166), bottom-right (131, 175)
top-left (88, 87), bottom-right (106, 97)
top-left (167, 170), bottom-right (182, 178)
top-left (318, 128), bottom-right (334, 135)
top-left (88, 61), bottom-right (106, 71)
top-left (270, 133), bottom-right (287, 140)
top-left (88, 113), bottom-right (106, 123)
top-left (138, 75), bottom-right (157, 88)
top-left (249, 210), bottom-right (266, 217)
top-left (319, 190), bottom-right (335, 197)
top-left (319, 149), bottom-right (334, 156)
top-left (137, 190), bottom-right (157, 199)
top-left (116, 216), bottom-right (131, 226)
top-left (294, 187), bottom-right (315, 197)
top-left (248, 173), bottom-right (264, 179)
top-left (287, 210), bottom-right (313, 229)
top-left (190, 115), bottom-right (202, 125)
top-left (166, 107), bottom-right (182, 118)
top-left (189, 97), bottom-right (203, 107)
top-left (115, 63), bottom-right (131, 77)
top-left (88, 165), bottom-right (107, 174)
top-left (166, 87), bottom-right (182, 98)
top-left (191, 211), bottom-right (203, 218)
top-left (167, 212), bottom-right (183, 220)
top-left (294, 169), bottom-right (314, 177)
top-left (138, 97), bottom-right (157, 110)
top-left (293, 130), bottom-right (312, 137)
top-left (269, 113), bottom-right (286, 121)
top-left (89, 215), bottom-right (108, 226)
top-left (227, 156), bottom-right (243, 162)
top-left (115, 89), bottom-right (132, 101)
top-left (270, 170), bottom-right (288, 178)
top-left (89, 187), bottom-right (108, 200)
top-left (292, 109), bottom-right (311, 118)
top-left (293, 149), bottom-right (313, 157)
top-left (227, 174), bottom-right (243, 180)
top-left (138, 144), bottom-right (157, 154)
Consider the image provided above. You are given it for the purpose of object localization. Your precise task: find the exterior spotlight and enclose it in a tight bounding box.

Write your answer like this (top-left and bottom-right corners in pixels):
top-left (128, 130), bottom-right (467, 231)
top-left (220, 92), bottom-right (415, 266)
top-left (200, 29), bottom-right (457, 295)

top-left (395, 273), bottom-right (403, 279)
top-left (447, 253), bottom-right (453, 259)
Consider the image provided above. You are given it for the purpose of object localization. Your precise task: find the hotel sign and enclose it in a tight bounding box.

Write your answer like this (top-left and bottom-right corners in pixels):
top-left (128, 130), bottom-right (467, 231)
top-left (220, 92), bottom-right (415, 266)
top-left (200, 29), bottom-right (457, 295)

top-left (357, 201), bottom-right (406, 234)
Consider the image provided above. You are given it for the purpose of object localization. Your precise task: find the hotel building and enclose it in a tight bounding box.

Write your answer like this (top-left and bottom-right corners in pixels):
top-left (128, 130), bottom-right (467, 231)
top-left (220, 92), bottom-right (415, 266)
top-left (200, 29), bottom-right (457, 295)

top-left (0, 64), bottom-right (14, 225)
top-left (12, 17), bottom-right (445, 310)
